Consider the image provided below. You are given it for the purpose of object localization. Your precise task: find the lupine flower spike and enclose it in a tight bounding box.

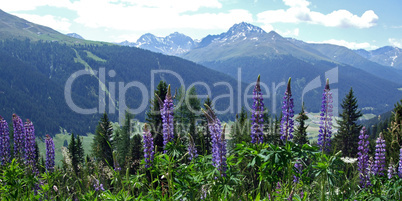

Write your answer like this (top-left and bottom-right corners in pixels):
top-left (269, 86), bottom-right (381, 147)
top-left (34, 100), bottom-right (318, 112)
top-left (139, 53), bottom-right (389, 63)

top-left (0, 116), bottom-right (11, 165)
top-left (388, 159), bottom-right (396, 179)
top-left (203, 104), bottom-right (227, 177)
top-left (13, 114), bottom-right (25, 160)
top-left (45, 135), bottom-right (55, 172)
top-left (373, 133), bottom-right (386, 176)
top-left (160, 85), bottom-right (174, 153)
top-left (317, 79), bottom-right (333, 152)
top-left (113, 151), bottom-right (121, 172)
top-left (251, 75), bottom-right (264, 144)
top-left (293, 161), bottom-right (302, 184)
top-left (25, 119), bottom-right (37, 174)
top-left (187, 134), bottom-right (198, 161)
top-left (143, 123), bottom-right (154, 168)
top-left (357, 127), bottom-right (370, 188)
top-left (280, 78), bottom-right (294, 142)
top-left (398, 148), bottom-right (402, 178)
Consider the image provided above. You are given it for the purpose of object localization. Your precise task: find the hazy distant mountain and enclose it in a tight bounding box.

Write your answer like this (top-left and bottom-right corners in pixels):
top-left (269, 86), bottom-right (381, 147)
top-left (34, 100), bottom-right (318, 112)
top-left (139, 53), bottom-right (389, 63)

top-left (286, 39), bottom-right (402, 84)
top-left (66, 33), bottom-right (84, 40)
top-left (181, 22), bottom-right (402, 114)
top-left (354, 46), bottom-right (402, 70)
top-left (118, 32), bottom-right (196, 56)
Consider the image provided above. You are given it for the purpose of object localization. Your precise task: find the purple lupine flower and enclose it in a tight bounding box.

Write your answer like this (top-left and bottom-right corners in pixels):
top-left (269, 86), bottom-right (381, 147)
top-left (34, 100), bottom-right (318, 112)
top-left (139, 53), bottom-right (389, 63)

top-left (373, 133), bottom-right (386, 176)
top-left (160, 85), bottom-right (174, 152)
top-left (357, 127), bottom-right (370, 188)
top-left (388, 160), bottom-right (396, 179)
top-left (293, 161), bottom-right (302, 183)
top-left (0, 116), bottom-right (11, 165)
top-left (45, 135), bottom-right (55, 172)
top-left (143, 123), bottom-right (154, 168)
top-left (251, 75), bottom-right (264, 144)
top-left (317, 79), bottom-right (333, 152)
top-left (24, 119), bottom-right (37, 174)
top-left (203, 104), bottom-right (227, 177)
top-left (398, 148), bottom-right (402, 178)
top-left (280, 78), bottom-right (294, 142)
top-left (113, 151), bottom-right (121, 172)
top-left (93, 179), bottom-right (105, 191)
top-left (13, 114), bottom-right (25, 160)
top-left (187, 134), bottom-right (198, 161)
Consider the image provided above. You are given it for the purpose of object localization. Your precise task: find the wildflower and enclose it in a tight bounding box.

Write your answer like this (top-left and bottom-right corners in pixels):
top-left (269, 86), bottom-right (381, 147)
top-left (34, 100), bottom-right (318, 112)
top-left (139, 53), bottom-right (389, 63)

top-left (280, 78), bottom-right (294, 142)
top-left (160, 85), bottom-right (174, 152)
top-left (388, 159), bottom-right (396, 179)
top-left (13, 114), bottom-right (25, 160)
top-left (0, 116), bottom-right (11, 165)
top-left (143, 123), bottom-right (154, 168)
top-left (251, 75), bottom-right (264, 144)
top-left (357, 127), bottom-right (370, 188)
top-left (373, 133), bottom-right (386, 176)
top-left (187, 134), bottom-right (198, 161)
top-left (45, 135), bottom-right (55, 172)
top-left (24, 119), bottom-right (37, 174)
top-left (340, 157), bottom-right (358, 164)
top-left (293, 161), bottom-right (302, 183)
top-left (203, 104), bottom-right (227, 177)
top-left (317, 79), bottom-right (333, 152)
top-left (200, 185), bottom-right (207, 200)
top-left (112, 151), bottom-right (121, 172)
top-left (398, 148), bottom-right (402, 178)
top-left (93, 179), bottom-right (105, 191)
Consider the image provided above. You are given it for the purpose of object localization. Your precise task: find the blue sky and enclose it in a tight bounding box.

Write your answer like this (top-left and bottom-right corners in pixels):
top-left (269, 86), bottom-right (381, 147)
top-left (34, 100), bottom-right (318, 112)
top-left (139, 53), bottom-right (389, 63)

top-left (3, 0), bottom-right (402, 50)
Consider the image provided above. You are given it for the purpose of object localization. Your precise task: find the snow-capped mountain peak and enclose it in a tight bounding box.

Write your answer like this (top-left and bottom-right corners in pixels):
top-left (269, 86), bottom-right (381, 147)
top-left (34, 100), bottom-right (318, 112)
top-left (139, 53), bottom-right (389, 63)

top-left (227, 22), bottom-right (266, 35)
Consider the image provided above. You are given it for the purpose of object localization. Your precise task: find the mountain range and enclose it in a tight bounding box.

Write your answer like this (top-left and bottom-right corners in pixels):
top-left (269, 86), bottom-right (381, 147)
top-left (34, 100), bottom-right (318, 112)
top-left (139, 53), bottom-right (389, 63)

top-left (121, 22), bottom-right (402, 72)
top-left (354, 46), bottom-right (402, 70)
top-left (122, 22), bottom-right (402, 114)
top-left (0, 10), bottom-right (401, 135)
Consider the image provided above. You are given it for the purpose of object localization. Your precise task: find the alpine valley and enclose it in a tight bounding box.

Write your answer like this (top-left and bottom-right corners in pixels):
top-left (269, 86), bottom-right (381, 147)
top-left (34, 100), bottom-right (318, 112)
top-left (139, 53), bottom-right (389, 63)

top-left (0, 9), bottom-right (401, 136)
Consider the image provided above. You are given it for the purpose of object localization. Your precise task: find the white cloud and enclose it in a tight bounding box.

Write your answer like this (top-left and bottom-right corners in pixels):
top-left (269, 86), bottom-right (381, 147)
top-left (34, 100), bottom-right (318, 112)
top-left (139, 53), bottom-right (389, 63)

top-left (277, 28), bottom-right (299, 37)
top-left (2, 0), bottom-right (73, 12)
top-left (257, 0), bottom-right (378, 29)
top-left (70, 0), bottom-right (252, 31)
top-left (114, 33), bottom-right (142, 42)
top-left (283, 0), bottom-right (310, 8)
top-left (261, 24), bottom-right (274, 32)
top-left (308, 39), bottom-right (378, 50)
top-left (389, 38), bottom-right (402, 48)
top-left (120, 0), bottom-right (222, 13)
top-left (12, 13), bottom-right (72, 33)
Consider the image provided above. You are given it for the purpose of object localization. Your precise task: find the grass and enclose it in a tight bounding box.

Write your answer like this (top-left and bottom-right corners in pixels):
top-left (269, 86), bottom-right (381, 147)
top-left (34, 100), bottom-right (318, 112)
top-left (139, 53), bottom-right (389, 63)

top-left (84, 50), bottom-right (107, 62)
top-left (37, 133), bottom-right (94, 166)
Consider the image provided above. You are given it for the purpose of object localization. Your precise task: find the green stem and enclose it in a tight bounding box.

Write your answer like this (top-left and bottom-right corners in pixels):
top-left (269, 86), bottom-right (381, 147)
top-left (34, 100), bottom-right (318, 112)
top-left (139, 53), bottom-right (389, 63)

top-left (321, 173), bottom-right (326, 201)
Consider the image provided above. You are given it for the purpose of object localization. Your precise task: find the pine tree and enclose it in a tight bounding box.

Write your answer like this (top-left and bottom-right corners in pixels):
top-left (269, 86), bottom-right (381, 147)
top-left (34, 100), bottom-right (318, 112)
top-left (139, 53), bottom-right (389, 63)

top-left (116, 111), bottom-right (132, 166)
top-left (68, 133), bottom-right (79, 175)
top-left (265, 115), bottom-right (281, 145)
top-left (92, 112), bottom-right (113, 167)
top-left (384, 99), bottom-right (402, 165)
top-left (76, 135), bottom-right (84, 164)
top-left (229, 107), bottom-right (251, 149)
top-left (294, 103), bottom-right (309, 145)
top-left (334, 88), bottom-right (363, 157)
top-left (175, 86), bottom-right (201, 150)
top-left (128, 134), bottom-right (143, 174)
top-left (146, 80), bottom-right (167, 152)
